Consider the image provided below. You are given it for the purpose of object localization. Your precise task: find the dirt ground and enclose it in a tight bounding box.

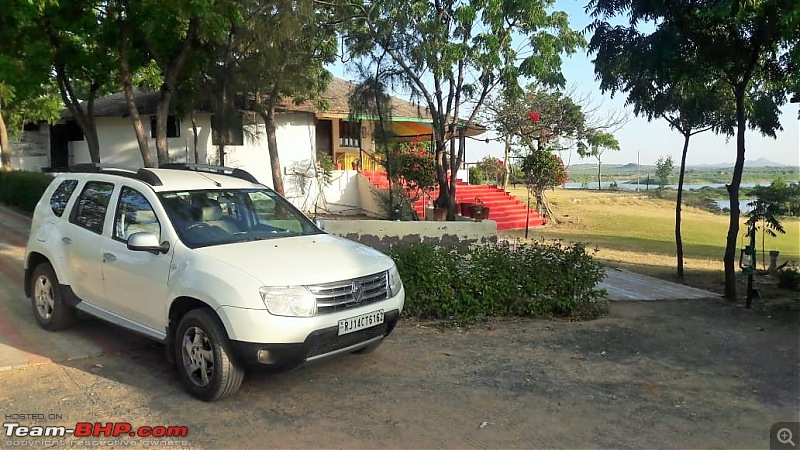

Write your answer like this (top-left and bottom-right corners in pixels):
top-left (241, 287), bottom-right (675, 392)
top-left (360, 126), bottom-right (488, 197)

top-left (1, 299), bottom-right (798, 449)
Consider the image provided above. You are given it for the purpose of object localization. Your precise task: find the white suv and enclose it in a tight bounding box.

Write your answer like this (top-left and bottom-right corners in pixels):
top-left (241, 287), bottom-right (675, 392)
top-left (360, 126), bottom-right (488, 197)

top-left (24, 164), bottom-right (404, 401)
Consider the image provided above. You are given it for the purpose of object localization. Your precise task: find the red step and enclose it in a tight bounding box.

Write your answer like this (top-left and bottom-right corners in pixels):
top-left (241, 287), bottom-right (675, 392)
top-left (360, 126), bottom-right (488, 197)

top-left (359, 171), bottom-right (545, 230)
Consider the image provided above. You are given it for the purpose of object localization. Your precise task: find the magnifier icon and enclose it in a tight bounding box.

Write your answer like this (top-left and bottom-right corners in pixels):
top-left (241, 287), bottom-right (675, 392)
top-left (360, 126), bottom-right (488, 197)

top-left (778, 428), bottom-right (796, 446)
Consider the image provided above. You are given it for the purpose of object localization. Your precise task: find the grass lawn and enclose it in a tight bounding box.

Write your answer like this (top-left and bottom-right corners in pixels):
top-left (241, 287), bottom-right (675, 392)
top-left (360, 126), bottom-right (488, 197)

top-left (503, 187), bottom-right (800, 296)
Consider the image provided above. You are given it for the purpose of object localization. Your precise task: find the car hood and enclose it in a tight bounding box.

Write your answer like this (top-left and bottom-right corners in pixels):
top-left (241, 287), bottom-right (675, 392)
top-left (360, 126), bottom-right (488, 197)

top-left (194, 233), bottom-right (394, 286)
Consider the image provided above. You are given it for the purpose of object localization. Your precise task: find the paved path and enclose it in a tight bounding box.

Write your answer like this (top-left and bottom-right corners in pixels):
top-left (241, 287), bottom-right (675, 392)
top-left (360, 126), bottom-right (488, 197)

top-left (0, 204), bottom-right (717, 371)
top-left (600, 267), bottom-right (720, 301)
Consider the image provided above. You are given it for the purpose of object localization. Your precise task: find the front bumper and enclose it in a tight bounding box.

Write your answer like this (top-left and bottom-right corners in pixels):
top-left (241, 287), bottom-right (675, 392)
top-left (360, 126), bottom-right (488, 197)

top-left (229, 309), bottom-right (400, 369)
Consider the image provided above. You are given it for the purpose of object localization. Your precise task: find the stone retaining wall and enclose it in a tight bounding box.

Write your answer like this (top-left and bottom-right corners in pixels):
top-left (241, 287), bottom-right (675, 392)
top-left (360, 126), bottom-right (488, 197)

top-left (323, 219), bottom-right (498, 253)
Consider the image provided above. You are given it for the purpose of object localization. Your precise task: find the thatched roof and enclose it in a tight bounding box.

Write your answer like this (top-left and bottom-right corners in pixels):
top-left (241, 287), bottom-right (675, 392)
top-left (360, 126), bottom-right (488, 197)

top-left (61, 77), bottom-right (434, 122)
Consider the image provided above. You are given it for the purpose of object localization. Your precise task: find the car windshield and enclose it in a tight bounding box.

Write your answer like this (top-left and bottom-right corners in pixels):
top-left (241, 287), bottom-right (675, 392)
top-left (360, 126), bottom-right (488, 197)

top-left (158, 189), bottom-right (322, 248)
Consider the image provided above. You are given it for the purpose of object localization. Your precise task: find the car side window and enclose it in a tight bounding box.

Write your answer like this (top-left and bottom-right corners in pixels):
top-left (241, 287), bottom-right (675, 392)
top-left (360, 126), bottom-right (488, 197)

top-left (113, 187), bottom-right (161, 242)
top-left (50, 179), bottom-right (79, 217)
top-left (69, 181), bottom-right (115, 234)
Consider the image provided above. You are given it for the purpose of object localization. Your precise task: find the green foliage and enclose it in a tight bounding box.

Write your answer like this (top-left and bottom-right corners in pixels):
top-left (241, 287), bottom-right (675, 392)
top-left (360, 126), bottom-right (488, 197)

top-left (0, 171), bottom-right (53, 213)
top-left (371, 185), bottom-right (415, 221)
top-left (748, 179), bottom-right (800, 218)
top-left (655, 155), bottom-right (674, 192)
top-left (389, 241), bottom-right (608, 323)
top-left (777, 264), bottom-right (800, 291)
top-left (340, 0), bottom-right (584, 216)
top-left (468, 167), bottom-right (484, 185)
top-left (486, 84), bottom-right (587, 153)
top-left (587, 0), bottom-right (799, 300)
top-left (520, 150), bottom-right (569, 191)
top-left (475, 156), bottom-right (504, 185)
top-left (387, 139), bottom-right (437, 202)
top-left (316, 154), bottom-right (334, 187)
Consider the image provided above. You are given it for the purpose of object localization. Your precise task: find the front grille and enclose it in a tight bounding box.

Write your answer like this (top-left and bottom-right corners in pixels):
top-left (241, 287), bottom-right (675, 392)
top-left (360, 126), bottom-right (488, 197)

top-left (308, 271), bottom-right (388, 314)
top-left (307, 323), bottom-right (387, 358)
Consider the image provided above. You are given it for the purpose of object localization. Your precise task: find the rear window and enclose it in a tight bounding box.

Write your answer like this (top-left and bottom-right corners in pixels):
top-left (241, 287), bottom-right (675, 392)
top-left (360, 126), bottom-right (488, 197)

top-left (50, 179), bottom-right (79, 217)
top-left (69, 181), bottom-right (115, 234)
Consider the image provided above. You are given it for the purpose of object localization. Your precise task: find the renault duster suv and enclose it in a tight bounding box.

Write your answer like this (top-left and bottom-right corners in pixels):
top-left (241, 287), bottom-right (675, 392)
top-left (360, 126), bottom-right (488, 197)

top-left (24, 164), bottom-right (404, 400)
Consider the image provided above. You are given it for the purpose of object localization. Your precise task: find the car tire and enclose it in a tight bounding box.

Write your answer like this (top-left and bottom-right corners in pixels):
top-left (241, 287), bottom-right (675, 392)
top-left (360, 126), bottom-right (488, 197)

top-left (351, 339), bottom-right (384, 354)
top-left (174, 308), bottom-right (244, 401)
top-left (30, 263), bottom-right (76, 331)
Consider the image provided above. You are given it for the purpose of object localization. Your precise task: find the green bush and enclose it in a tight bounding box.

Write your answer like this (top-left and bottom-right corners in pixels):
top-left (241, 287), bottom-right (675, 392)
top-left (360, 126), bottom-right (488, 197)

top-left (777, 264), bottom-right (800, 291)
top-left (0, 171), bottom-right (53, 213)
top-left (389, 240), bottom-right (608, 323)
top-left (468, 167), bottom-right (484, 185)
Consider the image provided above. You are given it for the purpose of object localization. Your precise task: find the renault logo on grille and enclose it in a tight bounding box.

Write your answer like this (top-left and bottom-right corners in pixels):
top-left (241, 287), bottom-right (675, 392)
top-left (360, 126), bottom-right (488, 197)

top-left (351, 281), bottom-right (364, 302)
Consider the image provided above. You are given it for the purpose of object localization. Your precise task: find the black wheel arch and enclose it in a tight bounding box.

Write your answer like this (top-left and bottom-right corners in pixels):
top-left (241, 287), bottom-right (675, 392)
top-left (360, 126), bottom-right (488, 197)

top-left (25, 252), bottom-right (51, 298)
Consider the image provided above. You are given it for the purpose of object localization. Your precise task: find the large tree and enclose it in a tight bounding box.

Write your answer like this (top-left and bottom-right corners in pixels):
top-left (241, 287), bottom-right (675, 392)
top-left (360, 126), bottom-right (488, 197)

top-left (0, 1), bottom-right (72, 169)
top-left (588, 18), bottom-right (734, 278)
top-left (41, 1), bottom-right (119, 163)
top-left (577, 128), bottom-right (619, 190)
top-left (587, 0), bottom-right (797, 299)
top-left (339, 0), bottom-right (584, 219)
top-left (232, 0), bottom-right (337, 195)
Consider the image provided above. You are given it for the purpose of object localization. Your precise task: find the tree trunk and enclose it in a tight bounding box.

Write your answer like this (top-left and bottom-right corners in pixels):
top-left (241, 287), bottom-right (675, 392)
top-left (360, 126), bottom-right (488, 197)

top-left (596, 158), bottom-right (602, 190)
top-left (84, 120), bottom-right (101, 164)
top-left (446, 127), bottom-right (465, 220)
top-left (155, 93), bottom-right (171, 165)
top-left (0, 110), bottom-right (11, 171)
top-left (675, 133), bottom-right (691, 280)
top-left (434, 138), bottom-right (449, 209)
top-left (119, 14), bottom-right (153, 167)
top-left (261, 104), bottom-right (285, 195)
top-left (55, 68), bottom-right (101, 163)
top-left (191, 110), bottom-right (199, 164)
top-left (724, 85), bottom-right (747, 301)
top-left (502, 138), bottom-right (511, 190)
top-left (154, 19), bottom-right (197, 166)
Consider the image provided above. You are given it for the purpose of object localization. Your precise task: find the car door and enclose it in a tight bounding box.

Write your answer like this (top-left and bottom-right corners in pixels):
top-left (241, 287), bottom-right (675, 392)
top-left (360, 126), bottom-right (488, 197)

top-left (101, 185), bottom-right (172, 334)
top-left (63, 180), bottom-right (115, 305)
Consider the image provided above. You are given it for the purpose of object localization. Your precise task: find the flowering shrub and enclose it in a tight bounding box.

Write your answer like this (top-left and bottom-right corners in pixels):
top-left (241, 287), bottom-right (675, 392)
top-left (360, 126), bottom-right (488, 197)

top-left (520, 149), bottom-right (569, 222)
top-left (476, 156), bottom-right (504, 185)
top-left (386, 139), bottom-right (437, 203)
top-left (520, 150), bottom-right (568, 188)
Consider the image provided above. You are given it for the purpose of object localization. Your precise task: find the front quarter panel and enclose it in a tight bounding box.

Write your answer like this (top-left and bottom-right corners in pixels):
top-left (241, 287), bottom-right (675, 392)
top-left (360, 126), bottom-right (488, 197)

top-left (167, 243), bottom-right (266, 317)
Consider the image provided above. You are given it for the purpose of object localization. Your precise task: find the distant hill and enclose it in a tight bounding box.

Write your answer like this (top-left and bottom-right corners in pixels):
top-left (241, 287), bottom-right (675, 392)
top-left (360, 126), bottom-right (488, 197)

top-left (691, 158), bottom-right (787, 168)
top-left (569, 158), bottom-right (789, 170)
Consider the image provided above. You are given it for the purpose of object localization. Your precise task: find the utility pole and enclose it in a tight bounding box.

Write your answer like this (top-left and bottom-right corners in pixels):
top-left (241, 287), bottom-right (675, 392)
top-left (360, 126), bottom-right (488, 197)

top-left (636, 151), bottom-right (640, 192)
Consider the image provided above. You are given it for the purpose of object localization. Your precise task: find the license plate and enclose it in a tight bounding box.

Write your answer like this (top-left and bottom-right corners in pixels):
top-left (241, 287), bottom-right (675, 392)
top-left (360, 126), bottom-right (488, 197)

top-left (338, 310), bottom-right (384, 336)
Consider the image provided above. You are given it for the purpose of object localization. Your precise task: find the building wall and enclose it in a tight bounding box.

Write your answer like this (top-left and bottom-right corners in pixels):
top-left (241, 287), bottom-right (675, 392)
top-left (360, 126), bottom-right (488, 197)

top-left (318, 170), bottom-right (364, 215)
top-left (65, 112), bottom-right (323, 212)
top-left (9, 123), bottom-right (50, 171)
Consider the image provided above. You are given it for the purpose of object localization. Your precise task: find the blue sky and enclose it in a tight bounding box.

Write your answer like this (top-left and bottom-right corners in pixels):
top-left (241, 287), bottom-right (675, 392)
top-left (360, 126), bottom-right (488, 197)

top-left (327, 0), bottom-right (799, 168)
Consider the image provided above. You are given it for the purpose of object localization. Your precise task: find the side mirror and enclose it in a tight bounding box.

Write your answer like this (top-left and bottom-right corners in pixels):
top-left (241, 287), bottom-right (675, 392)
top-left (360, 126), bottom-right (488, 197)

top-left (127, 232), bottom-right (170, 254)
top-left (313, 218), bottom-right (325, 231)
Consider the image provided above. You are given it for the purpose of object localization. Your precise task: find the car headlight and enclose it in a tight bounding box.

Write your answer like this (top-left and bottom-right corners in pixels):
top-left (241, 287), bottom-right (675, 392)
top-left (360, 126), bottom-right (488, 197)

top-left (388, 265), bottom-right (403, 297)
top-left (259, 286), bottom-right (317, 317)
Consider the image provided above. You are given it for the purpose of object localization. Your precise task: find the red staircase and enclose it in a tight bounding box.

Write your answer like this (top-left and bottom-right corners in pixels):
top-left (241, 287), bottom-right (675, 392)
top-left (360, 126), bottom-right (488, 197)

top-left (360, 171), bottom-right (545, 231)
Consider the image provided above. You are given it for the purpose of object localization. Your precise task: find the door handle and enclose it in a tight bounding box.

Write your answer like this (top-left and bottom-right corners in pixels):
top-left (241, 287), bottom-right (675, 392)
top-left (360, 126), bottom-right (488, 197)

top-left (62, 237), bottom-right (72, 245)
top-left (103, 252), bottom-right (117, 262)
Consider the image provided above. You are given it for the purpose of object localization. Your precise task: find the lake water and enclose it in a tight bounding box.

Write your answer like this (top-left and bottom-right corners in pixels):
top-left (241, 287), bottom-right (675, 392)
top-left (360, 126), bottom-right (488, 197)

top-left (561, 181), bottom-right (757, 213)
top-left (562, 182), bottom-right (758, 191)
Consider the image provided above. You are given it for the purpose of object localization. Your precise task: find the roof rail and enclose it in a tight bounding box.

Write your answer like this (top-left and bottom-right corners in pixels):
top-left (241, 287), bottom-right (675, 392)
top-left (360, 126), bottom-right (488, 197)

top-left (158, 163), bottom-right (259, 184)
top-left (43, 163), bottom-right (164, 186)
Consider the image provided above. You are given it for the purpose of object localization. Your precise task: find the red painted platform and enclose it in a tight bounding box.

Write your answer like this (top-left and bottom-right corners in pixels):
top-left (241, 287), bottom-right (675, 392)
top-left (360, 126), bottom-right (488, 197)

top-left (361, 171), bottom-right (545, 231)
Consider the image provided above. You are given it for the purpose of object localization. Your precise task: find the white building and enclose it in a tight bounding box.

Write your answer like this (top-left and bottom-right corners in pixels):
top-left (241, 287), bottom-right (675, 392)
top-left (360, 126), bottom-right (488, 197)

top-left (14, 78), bottom-right (481, 215)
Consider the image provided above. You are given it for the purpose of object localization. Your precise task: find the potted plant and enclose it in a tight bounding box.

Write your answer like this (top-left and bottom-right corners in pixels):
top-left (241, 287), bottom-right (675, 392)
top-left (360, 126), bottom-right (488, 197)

top-left (472, 198), bottom-right (486, 222)
top-left (459, 201), bottom-right (474, 216)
